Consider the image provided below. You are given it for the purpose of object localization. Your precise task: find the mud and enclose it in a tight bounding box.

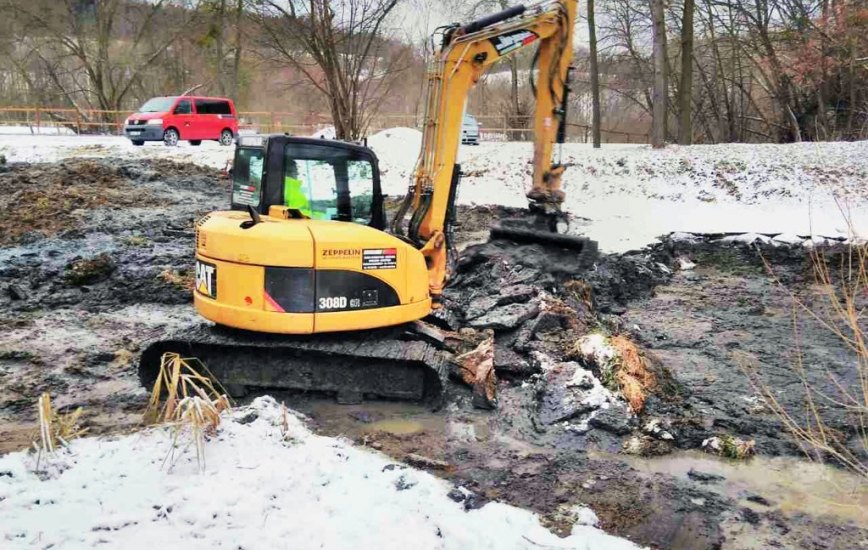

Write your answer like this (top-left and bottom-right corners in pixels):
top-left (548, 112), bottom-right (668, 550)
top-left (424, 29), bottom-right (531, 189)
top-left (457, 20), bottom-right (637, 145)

top-left (1, 159), bottom-right (866, 548)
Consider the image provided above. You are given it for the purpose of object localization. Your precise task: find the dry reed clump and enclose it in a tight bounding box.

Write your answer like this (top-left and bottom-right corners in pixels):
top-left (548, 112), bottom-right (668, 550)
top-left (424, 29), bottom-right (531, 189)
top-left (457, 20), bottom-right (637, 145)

top-left (32, 392), bottom-right (88, 468)
top-left (609, 336), bottom-right (658, 413)
top-left (144, 352), bottom-right (231, 471)
top-left (575, 333), bottom-right (658, 414)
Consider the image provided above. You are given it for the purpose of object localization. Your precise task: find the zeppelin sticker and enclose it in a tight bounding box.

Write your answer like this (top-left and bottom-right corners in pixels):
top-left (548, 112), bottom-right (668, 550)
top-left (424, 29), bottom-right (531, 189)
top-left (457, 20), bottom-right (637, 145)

top-left (489, 30), bottom-right (538, 56)
top-left (362, 248), bottom-right (397, 270)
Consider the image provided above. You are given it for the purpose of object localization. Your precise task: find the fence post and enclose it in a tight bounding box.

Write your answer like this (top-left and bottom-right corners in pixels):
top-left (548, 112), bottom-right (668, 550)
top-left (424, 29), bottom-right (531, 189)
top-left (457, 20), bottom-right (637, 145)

top-left (35, 107), bottom-right (41, 134)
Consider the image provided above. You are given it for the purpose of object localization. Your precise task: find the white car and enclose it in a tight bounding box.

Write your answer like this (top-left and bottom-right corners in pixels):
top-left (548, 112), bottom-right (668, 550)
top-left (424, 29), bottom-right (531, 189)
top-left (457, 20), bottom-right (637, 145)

top-left (461, 114), bottom-right (480, 145)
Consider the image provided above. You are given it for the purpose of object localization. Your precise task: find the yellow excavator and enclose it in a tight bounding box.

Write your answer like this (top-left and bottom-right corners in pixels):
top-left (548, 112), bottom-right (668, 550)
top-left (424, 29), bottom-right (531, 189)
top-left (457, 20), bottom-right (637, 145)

top-left (138, 0), bottom-right (595, 404)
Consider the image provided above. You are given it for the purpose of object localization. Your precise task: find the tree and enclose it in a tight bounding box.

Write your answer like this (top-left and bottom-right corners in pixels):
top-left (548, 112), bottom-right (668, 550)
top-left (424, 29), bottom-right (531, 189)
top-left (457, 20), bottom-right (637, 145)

top-left (588, 0), bottom-right (602, 148)
top-left (677, 0), bottom-right (694, 145)
top-left (5, 0), bottom-right (202, 119)
top-left (650, 0), bottom-right (667, 148)
top-left (252, 0), bottom-right (409, 140)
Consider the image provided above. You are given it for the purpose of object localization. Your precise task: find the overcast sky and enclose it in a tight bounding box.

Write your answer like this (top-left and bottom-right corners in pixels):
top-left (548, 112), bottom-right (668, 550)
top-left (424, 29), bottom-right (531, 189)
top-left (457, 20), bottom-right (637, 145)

top-left (391, 0), bottom-right (590, 49)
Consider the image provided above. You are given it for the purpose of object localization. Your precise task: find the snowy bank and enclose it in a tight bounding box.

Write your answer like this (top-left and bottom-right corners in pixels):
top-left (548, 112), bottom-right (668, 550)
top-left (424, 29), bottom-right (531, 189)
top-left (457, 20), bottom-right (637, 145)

top-left (1, 134), bottom-right (864, 253)
top-left (0, 397), bottom-right (642, 550)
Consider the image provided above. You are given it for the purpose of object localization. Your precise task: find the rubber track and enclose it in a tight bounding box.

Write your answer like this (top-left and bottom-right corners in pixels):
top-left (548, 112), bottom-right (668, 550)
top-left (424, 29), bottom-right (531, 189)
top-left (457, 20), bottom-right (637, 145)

top-left (138, 323), bottom-right (451, 407)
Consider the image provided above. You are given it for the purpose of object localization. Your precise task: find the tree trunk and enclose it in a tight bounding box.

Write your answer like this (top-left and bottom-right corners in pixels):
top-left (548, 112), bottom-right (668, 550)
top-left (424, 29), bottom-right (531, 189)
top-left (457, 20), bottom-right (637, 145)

top-left (231, 0), bottom-right (243, 100)
top-left (677, 0), bottom-right (694, 145)
top-left (650, 0), bottom-right (667, 148)
top-left (588, 0), bottom-right (601, 148)
top-left (216, 0), bottom-right (226, 96)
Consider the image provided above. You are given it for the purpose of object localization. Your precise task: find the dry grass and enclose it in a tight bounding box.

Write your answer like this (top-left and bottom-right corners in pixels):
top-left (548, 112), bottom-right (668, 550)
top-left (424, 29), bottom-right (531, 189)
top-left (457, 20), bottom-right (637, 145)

top-left (159, 269), bottom-right (195, 292)
top-left (144, 352), bottom-right (231, 471)
top-left (32, 393), bottom-right (88, 468)
top-left (751, 225), bottom-right (867, 478)
top-left (609, 336), bottom-right (658, 413)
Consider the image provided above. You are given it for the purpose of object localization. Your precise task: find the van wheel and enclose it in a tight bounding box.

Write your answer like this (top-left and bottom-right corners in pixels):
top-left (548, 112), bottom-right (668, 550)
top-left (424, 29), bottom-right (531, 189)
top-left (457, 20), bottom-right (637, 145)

top-left (219, 129), bottom-right (234, 146)
top-left (131, 140), bottom-right (144, 146)
top-left (189, 140), bottom-right (201, 146)
top-left (163, 128), bottom-right (179, 147)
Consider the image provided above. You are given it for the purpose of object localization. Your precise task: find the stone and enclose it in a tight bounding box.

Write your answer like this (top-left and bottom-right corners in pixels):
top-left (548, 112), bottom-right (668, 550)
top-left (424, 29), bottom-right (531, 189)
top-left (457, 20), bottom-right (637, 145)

top-left (6, 283), bottom-right (26, 301)
top-left (493, 346), bottom-right (535, 376)
top-left (526, 311), bottom-right (565, 337)
top-left (469, 301), bottom-right (540, 331)
top-left (687, 469), bottom-right (725, 483)
top-left (464, 296), bottom-right (499, 320)
top-left (537, 362), bottom-right (603, 425)
top-left (588, 405), bottom-right (634, 435)
top-left (497, 284), bottom-right (536, 305)
top-left (745, 494), bottom-right (773, 507)
top-left (405, 453), bottom-right (449, 470)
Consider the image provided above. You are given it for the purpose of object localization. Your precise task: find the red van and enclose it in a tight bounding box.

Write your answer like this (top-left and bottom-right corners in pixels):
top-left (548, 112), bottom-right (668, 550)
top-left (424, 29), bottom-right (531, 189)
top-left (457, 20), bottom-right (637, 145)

top-left (123, 96), bottom-right (238, 147)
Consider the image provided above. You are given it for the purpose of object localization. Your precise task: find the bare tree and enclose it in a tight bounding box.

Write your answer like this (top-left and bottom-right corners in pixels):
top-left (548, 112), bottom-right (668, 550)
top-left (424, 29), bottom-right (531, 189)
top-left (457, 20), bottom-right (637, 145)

top-left (650, 0), bottom-right (667, 148)
top-left (252, 0), bottom-right (409, 140)
top-left (588, 0), bottom-right (602, 147)
top-left (5, 0), bottom-right (202, 120)
top-left (677, 0), bottom-right (694, 145)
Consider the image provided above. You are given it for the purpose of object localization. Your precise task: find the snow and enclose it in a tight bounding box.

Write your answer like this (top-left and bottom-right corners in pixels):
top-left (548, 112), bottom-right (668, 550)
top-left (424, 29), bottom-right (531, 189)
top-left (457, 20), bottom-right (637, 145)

top-left (0, 397), bottom-right (643, 550)
top-left (0, 125), bottom-right (76, 136)
top-left (1, 133), bottom-right (865, 253)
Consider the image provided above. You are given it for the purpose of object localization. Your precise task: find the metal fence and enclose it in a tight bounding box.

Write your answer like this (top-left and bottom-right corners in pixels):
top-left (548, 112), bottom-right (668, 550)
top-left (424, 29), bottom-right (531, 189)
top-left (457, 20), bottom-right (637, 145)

top-left (0, 106), bottom-right (648, 144)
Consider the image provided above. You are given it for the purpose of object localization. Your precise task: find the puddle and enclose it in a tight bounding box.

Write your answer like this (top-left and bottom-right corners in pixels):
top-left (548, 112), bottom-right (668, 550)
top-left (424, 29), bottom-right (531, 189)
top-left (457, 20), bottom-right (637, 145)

top-left (624, 450), bottom-right (868, 525)
top-left (367, 418), bottom-right (426, 435)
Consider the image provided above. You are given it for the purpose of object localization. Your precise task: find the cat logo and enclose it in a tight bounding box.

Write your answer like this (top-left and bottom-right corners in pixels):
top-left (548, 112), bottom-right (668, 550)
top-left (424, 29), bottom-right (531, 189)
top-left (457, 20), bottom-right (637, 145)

top-left (195, 260), bottom-right (217, 298)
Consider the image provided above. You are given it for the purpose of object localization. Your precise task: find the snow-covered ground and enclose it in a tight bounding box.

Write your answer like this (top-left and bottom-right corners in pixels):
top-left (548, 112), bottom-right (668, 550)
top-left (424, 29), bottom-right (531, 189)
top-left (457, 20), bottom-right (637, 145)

top-left (1, 132), bottom-right (865, 252)
top-left (0, 397), bottom-right (641, 550)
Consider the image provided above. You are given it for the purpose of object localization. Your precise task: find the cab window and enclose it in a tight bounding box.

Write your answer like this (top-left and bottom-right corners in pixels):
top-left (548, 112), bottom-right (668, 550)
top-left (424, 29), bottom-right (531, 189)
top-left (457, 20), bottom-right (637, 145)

top-left (231, 147), bottom-right (264, 207)
top-left (283, 143), bottom-right (375, 224)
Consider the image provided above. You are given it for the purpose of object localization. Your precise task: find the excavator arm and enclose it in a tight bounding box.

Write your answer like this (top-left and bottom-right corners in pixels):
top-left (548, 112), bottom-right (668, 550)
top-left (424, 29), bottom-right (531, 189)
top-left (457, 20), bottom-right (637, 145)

top-left (391, 0), bottom-right (581, 305)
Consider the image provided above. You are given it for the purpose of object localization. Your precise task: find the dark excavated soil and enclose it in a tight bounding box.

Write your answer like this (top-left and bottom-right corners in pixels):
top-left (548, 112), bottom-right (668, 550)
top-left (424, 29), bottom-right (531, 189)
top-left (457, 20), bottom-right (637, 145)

top-left (0, 159), bottom-right (865, 549)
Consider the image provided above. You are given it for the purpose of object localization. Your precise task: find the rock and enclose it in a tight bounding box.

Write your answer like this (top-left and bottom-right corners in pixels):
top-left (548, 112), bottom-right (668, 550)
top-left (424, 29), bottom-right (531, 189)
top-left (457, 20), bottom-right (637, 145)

top-left (687, 469), bottom-right (725, 483)
top-left (741, 507), bottom-right (761, 525)
top-left (469, 301), bottom-right (540, 331)
top-left (526, 311), bottom-right (565, 337)
top-left (447, 488), bottom-right (466, 503)
top-left (405, 453), bottom-right (449, 470)
top-left (6, 283), bottom-right (26, 300)
top-left (745, 494), bottom-right (773, 507)
top-left (643, 418), bottom-right (675, 441)
top-left (621, 435), bottom-right (674, 457)
top-left (588, 405), bottom-right (634, 435)
top-left (394, 474), bottom-right (416, 491)
top-left (537, 362), bottom-right (605, 425)
top-left (65, 254), bottom-right (115, 286)
top-left (493, 346), bottom-right (535, 376)
top-left (497, 284), bottom-right (536, 305)
top-left (234, 410), bottom-right (259, 425)
top-left (464, 296), bottom-right (499, 320)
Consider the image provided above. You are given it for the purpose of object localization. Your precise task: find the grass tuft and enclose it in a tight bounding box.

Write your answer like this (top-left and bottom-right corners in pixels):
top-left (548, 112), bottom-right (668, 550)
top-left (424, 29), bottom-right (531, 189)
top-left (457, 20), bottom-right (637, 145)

top-left (32, 392), bottom-right (88, 469)
top-left (144, 352), bottom-right (231, 471)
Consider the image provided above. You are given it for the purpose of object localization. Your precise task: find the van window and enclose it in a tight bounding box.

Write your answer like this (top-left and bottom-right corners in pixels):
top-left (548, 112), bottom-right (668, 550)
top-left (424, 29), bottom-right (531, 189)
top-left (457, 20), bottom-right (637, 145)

top-left (138, 97), bottom-right (176, 113)
top-left (195, 99), bottom-right (232, 115)
top-left (174, 99), bottom-right (192, 114)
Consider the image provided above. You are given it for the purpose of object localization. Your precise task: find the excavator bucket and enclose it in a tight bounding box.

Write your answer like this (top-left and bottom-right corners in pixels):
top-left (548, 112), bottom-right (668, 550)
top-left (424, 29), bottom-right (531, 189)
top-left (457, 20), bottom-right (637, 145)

top-left (489, 210), bottom-right (599, 257)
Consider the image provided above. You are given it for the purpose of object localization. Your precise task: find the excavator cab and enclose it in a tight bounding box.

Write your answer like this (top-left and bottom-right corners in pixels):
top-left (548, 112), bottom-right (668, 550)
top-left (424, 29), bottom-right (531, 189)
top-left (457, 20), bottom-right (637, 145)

top-left (229, 135), bottom-right (386, 229)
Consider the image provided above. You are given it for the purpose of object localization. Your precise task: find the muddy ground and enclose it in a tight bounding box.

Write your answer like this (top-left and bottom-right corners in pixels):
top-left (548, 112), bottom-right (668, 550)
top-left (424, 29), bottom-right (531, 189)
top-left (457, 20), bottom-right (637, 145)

top-left (0, 157), bottom-right (865, 549)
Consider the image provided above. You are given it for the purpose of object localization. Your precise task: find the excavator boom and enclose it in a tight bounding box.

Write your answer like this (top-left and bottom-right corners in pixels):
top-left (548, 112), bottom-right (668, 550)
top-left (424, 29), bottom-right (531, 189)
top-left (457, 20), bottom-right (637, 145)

top-left (391, 0), bottom-right (592, 304)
